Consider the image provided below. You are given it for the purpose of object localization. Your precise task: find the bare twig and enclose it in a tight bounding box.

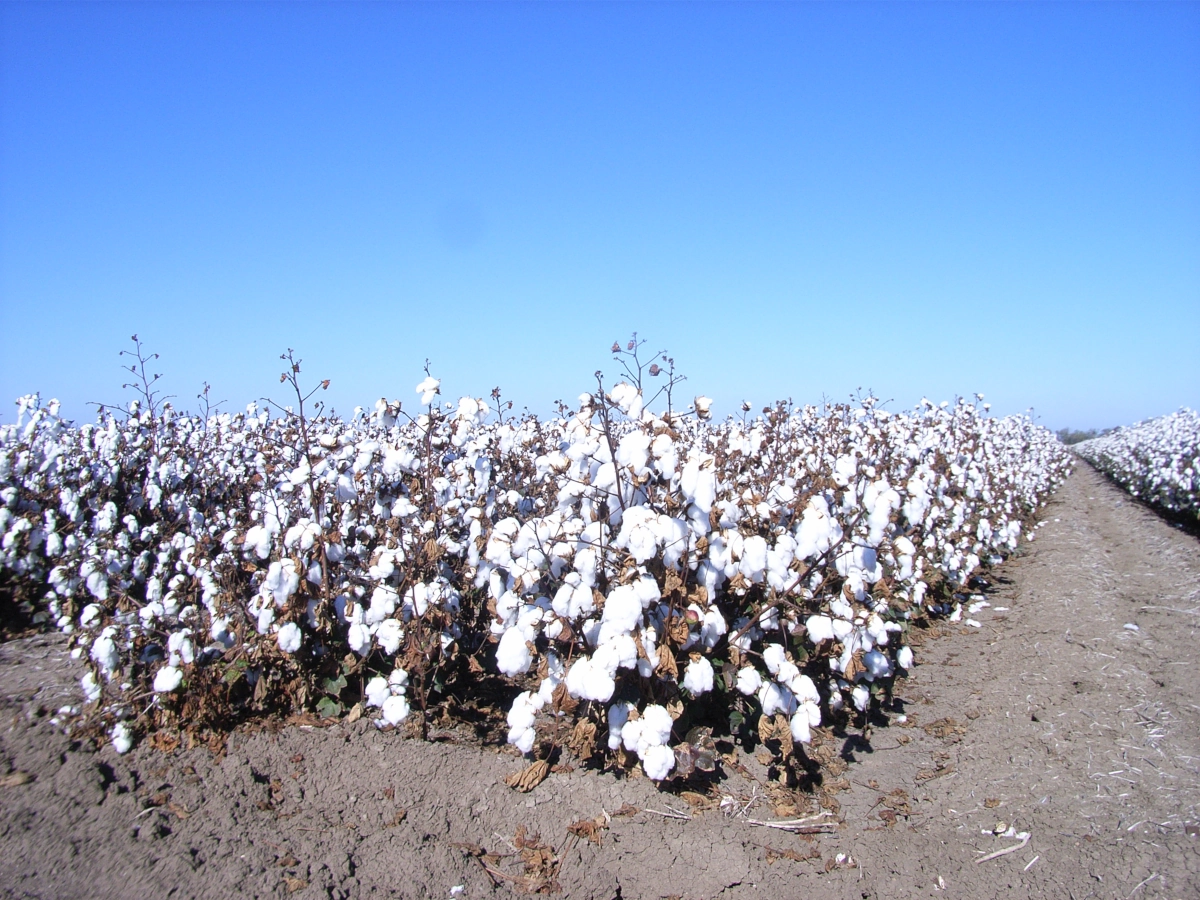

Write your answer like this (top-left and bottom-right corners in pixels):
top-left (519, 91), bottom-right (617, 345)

top-left (974, 832), bottom-right (1030, 864)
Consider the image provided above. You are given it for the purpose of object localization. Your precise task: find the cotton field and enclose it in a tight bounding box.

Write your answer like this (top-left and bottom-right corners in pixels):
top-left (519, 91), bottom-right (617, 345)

top-left (0, 368), bottom-right (1073, 781)
top-left (1073, 409), bottom-right (1200, 521)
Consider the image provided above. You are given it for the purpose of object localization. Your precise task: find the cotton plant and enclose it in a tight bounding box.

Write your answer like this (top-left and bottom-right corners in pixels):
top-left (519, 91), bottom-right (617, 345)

top-left (0, 346), bottom-right (1072, 770)
top-left (1074, 409), bottom-right (1199, 520)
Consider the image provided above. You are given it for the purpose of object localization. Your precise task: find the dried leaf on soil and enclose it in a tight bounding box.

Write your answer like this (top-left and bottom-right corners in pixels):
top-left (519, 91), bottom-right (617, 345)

top-left (505, 759), bottom-right (550, 793)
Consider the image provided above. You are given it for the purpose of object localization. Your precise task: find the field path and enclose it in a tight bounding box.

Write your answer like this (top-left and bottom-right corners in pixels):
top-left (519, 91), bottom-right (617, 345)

top-left (1, 461), bottom-right (1198, 900)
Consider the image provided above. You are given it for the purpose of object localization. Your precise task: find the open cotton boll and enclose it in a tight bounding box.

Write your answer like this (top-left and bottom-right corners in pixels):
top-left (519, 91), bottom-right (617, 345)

top-left (863, 649), bottom-right (893, 680)
top-left (852, 684), bottom-right (871, 711)
top-left (736, 667), bottom-right (763, 695)
top-left (762, 644), bottom-right (787, 676)
top-left (759, 681), bottom-right (797, 717)
top-left (381, 694), bottom-right (410, 726)
top-left (805, 615), bottom-right (835, 645)
top-left (506, 690), bottom-right (545, 753)
top-left (593, 634), bottom-right (639, 675)
top-left (608, 382), bottom-right (643, 420)
top-left (738, 535), bottom-right (768, 583)
top-left (364, 676), bottom-right (390, 708)
top-left (264, 559), bottom-right (300, 605)
top-left (699, 606), bottom-right (727, 649)
top-left (607, 702), bottom-right (633, 749)
top-left (616, 430), bottom-right (652, 473)
top-left (153, 665), bottom-right (183, 693)
top-left (679, 453), bottom-right (716, 515)
top-left (416, 376), bottom-right (440, 406)
top-left (110, 722), bottom-right (133, 755)
top-left (681, 657), bottom-right (714, 695)
top-left (597, 584), bottom-right (643, 643)
top-left (552, 576), bottom-right (595, 619)
top-left (897, 646), bottom-right (914, 669)
top-left (375, 618), bottom-right (404, 655)
top-left (81, 672), bottom-right (101, 704)
top-left (641, 743), bottom-right (675, 781)
top-left (277, 622), bottom-right (302, 654)
top-left (242, 525), bottom-right (273, 560)
top-left (90, 628), bottom-right (120, 676)
top-left (616, 506), bottom-right (661, 563)
top-left (639, 704), bottom-right (674, 748)
top-left (495, 626), bottom-right (534, 676)
top-left (564, 656), bottom-right (616, 702)
top-left (789, 709), bottom-right (815, 744)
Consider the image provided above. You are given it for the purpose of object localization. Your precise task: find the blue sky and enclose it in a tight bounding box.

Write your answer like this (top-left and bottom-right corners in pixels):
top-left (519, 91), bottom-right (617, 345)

top-left (2, 2), bottom-right (1197, 430)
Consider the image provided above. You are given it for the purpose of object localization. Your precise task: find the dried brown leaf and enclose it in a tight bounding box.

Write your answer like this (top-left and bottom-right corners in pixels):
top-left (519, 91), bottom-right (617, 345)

top-left (504, 759), bottom-right (550, 793)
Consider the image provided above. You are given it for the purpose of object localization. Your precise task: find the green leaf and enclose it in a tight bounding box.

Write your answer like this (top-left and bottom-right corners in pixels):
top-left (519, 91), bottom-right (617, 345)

top-left (316, 696), bottom-right (343, 719)
top-left (222, 659), bottom-right (248, 685)
top-left (320, 674), bottom-right (347, 695)
top-left (729, 710), bottom-right (745, 732)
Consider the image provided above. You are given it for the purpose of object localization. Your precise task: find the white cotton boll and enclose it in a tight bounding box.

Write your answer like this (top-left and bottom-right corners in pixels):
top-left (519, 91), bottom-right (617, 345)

top-left (832, 618), bottom-right (853, 640)
top-left (616, 430), bottom-right (652, 473)
top-left (496, 627), bottom-right (533, 676)
top-left (640, 704), bottom-right (674, 746)
top-left (416, 376), bottom-right (440, 406)
top-left (681, 657), bottom-right (714, 695)
top-left (865, 613), bottom-right (889, 646)
top-left (167, 630), bottom-right (195, 666)
top-left (111, 722), bottom-right (133, 755)
top-left (594, 634), bottom-right (639, 674)
top-left (852, 684), bottom-right (870, 711)
top-left (506, 691), bottom-right (540, 732)
top-left (680, 454), bottom-right (716, 515)
top-left (739, 535), bottom-right (768, 583)
top-left (382, 694), bottom-right (410, 725)
top-left (90, 629), bottom-right (120, 676)
top-left (759, 682), bottom-right (797, 717)
top-left (598, 584), bottom-right (643, 643)
top-left (264, 559), bottom-right (300, 605)
top-left (243, 525), bottom-right (272, 560)
top-left (762, 644), bottom-right (786, 676)
top-left (632, 574), bottom-right (662, 607)
top-left (257, 604), bottom-right (276, 634)
top-left (348, 621), bottom-right (372, 655)
top-left (375, 619), bottom-right (404, 655)
top-left (805, 615), bottom-right (835, 645)
top-left (829, 597), bottom-right (853, 620)
top-left (365, 676), bottom-right (390, 708)
top-left (81, 672), bottom-right (101, 704)
top-left (641, 743), bottom-right (675, 781)
top-left (863, 650), bottom-right (892, 680)
top-left (621, 717), bottom-right (644, 752)
top-left (607, 703), bottom-right (632, 750)
top-left (789, 709), bottom-right (813, 744)
top-left (616, 506), bottom-right (660, 563)
top-left (552, 577), bottom-right (595, 619)
top-left (277, 622), bottom-right (302, 654)
top-left (564, 657), bottom-right (615, 702)
top-left (791, 674), bottom-right (820, 707)
top-left (736, 667), bottom-right (763, 695)
top-left (897, 646), bottom-right (914, 669)
top-left (693, 396), bottom-right (713, 419)
top-left (153, 665), bottom-right (184, 693)
top-left (948, 604), bottom-right (962, 622)
top-left (700, 606), bottom-right (727, 649)
top-left (80, 603), bottom-right (102, 627)
top-left (580, 618), bottom-right (602, 646)
top-left (511, 727), bottom-right (536, 755)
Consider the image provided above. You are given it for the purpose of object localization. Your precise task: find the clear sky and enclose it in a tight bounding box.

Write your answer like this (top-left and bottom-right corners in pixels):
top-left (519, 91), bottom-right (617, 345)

top-left (2, 2), bottom-right (1197, 431)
